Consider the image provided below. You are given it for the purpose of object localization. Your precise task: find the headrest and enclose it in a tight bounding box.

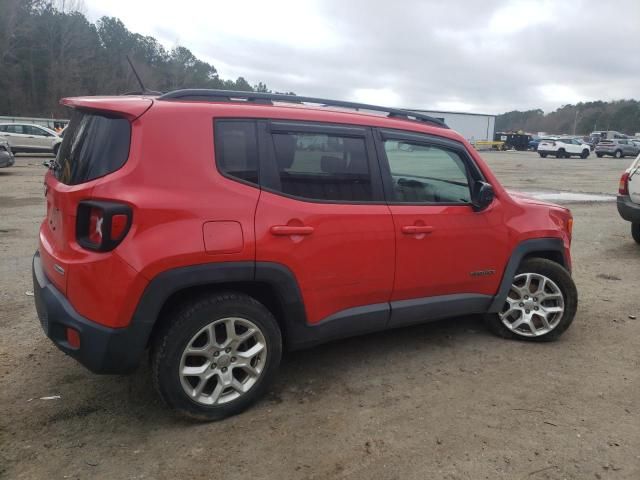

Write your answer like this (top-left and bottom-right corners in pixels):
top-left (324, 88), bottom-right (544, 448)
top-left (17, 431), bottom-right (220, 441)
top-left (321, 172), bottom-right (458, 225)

top-left (321, 155), bottom-right (347, 173)
top-left (274, 134), bottom-right (296, 170)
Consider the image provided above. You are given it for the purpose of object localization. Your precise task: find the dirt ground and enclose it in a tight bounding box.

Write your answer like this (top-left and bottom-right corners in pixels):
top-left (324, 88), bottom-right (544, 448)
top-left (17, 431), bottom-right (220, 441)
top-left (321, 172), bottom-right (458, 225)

top-left (1, 151), bottom-right (639, 480)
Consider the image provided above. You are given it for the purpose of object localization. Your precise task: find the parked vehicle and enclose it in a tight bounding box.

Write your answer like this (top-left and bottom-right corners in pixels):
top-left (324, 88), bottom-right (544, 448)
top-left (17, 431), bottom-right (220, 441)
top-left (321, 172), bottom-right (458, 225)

top-left (590, 130), bottom-right (627, 142)
top-left (537, 137), bottom-right (590, 158)
top-left (0, 123), bottom-right (62, 155)
top-left (33, 90), bottom-right (578, 420)
top-left (617, 154), bottom-right (640, 243)
top-left (494, 132), bottom-right (531, 151)
top-left (0, 139), bottom-right (14, 168)
top-left (595, 139), bottom-right (640, 158)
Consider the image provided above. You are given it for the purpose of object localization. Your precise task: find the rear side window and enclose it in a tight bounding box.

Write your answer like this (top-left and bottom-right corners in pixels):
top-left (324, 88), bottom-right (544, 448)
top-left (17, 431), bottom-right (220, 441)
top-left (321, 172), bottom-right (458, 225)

top-left (55, 110), bottom-right (131, 185)
top-left (214, 120), bottom-right (259, 185)
top-left (270, 132), bottom-right (372, 202)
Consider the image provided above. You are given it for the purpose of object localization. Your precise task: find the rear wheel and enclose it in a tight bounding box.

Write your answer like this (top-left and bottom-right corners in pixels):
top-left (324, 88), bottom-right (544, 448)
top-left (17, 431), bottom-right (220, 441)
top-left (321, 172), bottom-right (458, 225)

top-left (632, 223), bottom-right (640, 244)
top-left (580, 149), bottom-right (589, 159)
top-left (596, 153), bottom-right (603, 158)
top-left (485, 258), bottom-right (577, 342)
top-left (557, 149), bottom-right (566, 158)
top-left (151, 292), bottom-right (282, 421)
top-left (614, 150), bottom-right (623, 159)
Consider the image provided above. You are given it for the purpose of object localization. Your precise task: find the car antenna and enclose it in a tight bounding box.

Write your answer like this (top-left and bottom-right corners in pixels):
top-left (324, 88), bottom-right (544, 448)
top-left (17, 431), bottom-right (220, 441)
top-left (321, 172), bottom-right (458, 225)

top-left (124, 55), bottom-right (161, 95)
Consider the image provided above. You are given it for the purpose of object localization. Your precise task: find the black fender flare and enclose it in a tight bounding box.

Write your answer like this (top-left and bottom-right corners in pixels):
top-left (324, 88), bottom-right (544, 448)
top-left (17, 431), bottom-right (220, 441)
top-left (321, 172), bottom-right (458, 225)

top-left (487, 237), bottom-right (568, 313)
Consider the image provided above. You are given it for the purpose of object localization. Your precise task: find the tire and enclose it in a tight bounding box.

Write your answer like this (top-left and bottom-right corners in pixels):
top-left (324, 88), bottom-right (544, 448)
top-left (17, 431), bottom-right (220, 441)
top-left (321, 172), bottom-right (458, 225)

top-left (151, 292), bottom-right (282, 421)
top-left (557, 149), bottom-right (566, 158)
top-left (580, 149), bottom-right (589, 159)
top-left (596, 153), bottom-right (603, 158)
top-left (53, 143), bottom-right (60, 157)
top-left (484, 258), bottom-right (578, 342)
top-left (538, 152), bottom-right (547, 158)
top-left (614, 150), bottom-right (623, 159)
top-left (632, 223), bottom-right (640, 244)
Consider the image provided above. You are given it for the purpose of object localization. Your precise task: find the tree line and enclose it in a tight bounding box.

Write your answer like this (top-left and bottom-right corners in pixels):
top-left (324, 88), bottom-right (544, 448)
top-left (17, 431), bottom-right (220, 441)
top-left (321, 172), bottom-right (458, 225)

top-left (496, 100), bottom-right (640, 136)
top-left (0, 0), bottom-right (279, 118)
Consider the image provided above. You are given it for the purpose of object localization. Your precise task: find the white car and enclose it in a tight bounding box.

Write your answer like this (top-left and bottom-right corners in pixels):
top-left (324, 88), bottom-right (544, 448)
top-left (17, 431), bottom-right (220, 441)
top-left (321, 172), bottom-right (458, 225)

top-left (0, 123), bottom-right (62, 155)
top-left (617, 154), bottom-right (640, 243)
top-left (537, 137), bottom-right (591, 159)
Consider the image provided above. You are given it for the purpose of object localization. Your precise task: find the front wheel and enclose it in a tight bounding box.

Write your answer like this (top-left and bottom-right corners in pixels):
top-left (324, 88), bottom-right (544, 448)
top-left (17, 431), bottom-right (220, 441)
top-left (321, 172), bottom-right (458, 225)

top-left (632, 223), bottom-right (640, 244)
top-left (580, 149), bottom-right (589, 159)
top-left (614, 150), bottom-right (623, 159)
top-left (485, 258), bottom-right (577, 342)
top-left (538, 152), bottom-right (547, 158)
top-left (151, 292), bottom-right (282, 421)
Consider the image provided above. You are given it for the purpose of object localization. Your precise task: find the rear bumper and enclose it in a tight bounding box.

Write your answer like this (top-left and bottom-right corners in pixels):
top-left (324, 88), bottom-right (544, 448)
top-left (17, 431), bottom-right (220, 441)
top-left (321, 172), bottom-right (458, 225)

top-left (32, 251), bottom-right (148, 374)
top-left (0, 151), bottom-right (14, 168)
top-left (617, 195), bottom-right (640, 223)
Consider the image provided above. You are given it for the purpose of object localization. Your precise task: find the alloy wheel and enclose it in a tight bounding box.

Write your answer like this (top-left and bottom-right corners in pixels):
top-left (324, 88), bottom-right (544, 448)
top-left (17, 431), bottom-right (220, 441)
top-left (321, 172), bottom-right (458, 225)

top-left (499, 273), bottom-right (565, 337)
top-left (179, 317), bottom-right (267, 406)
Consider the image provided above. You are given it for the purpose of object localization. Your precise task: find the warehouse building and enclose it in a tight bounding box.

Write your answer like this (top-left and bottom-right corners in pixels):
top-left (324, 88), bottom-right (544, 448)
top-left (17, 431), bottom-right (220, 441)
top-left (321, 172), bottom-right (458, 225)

top-left (410, 109), bottom-right (495, 142)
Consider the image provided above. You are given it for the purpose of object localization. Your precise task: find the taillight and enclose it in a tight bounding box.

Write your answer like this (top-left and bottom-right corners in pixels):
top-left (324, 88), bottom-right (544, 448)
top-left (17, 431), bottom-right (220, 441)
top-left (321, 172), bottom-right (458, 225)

top-left (76, 201), bottom-right (132, 251)
top-left (619, 172), bottom-right (630, 195)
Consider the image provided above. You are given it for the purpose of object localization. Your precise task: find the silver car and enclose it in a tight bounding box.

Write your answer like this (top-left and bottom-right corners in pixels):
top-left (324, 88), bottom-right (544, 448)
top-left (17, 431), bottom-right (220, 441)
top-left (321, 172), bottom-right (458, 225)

top-left (0, 139), bottom-right (15, 168)
top-left (0, 123), bottom-right (62, 155)
top-left (595, 139), bottom-right (640, 159)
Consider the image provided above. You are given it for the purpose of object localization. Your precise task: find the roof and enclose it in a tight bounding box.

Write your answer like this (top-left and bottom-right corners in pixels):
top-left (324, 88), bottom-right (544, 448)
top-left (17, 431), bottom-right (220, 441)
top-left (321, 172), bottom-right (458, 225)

top-left (409, 109), bottom-right (496, 118)
top-left (157, 89), bottom-right (448, 128)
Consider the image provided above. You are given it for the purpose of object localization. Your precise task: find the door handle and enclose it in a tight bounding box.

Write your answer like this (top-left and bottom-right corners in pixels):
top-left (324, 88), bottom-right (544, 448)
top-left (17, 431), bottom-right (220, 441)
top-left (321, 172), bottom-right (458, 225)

top-left (270, 225), bottom-right (314, 236)
top-left (401, 225), bottom-right (434, 235)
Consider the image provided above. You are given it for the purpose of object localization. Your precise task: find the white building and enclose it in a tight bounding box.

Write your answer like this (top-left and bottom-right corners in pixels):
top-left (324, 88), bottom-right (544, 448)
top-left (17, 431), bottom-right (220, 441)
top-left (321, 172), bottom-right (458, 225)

top-left (410, 110), bottom-right (496, 142)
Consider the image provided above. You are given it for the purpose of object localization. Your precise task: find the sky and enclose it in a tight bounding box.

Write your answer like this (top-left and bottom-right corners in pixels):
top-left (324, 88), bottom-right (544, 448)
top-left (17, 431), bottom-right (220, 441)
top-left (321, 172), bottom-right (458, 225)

top-left (82, 0), bottom-right (640, 114)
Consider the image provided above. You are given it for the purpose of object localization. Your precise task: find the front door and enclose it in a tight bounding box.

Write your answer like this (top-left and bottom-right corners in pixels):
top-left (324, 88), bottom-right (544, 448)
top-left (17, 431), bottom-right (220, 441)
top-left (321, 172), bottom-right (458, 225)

top-left (375, 129), bottom-right (510, 326)
top-left (255, 121), bottom-right (395, 326)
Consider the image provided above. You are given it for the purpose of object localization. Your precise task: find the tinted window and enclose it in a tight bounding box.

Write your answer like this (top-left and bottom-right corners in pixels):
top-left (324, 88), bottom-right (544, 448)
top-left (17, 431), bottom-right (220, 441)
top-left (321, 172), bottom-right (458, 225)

top-left (271, 132), bottom-right (372, 201)
top-left (55, 110), bottom-right (131, 185)
top-left (7, 125), bottom-right (24, 134)
top-left (214, 121), bottom-right (258, 184)
top-left (384, 140), bottom-right (471, 203)
top-left (24, 125), bottom-right (49, 136)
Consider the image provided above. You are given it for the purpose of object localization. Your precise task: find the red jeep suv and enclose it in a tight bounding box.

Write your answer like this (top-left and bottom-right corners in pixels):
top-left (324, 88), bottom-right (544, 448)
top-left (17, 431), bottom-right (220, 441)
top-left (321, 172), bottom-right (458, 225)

top-left (33, 90), bottom-right (578, 420)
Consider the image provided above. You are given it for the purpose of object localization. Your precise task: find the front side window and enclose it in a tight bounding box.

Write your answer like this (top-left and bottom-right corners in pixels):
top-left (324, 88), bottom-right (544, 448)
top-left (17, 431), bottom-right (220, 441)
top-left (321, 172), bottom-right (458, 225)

top-left (270, 132), bottom-right (372, 202)
top-left (383, 140), bottom-right (472, 203)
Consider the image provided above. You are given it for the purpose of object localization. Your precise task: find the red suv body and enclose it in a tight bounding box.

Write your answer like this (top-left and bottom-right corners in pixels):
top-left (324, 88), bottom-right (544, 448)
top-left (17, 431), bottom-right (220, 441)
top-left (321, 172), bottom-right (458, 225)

top-left (33, 90), bottom-right (577, 419)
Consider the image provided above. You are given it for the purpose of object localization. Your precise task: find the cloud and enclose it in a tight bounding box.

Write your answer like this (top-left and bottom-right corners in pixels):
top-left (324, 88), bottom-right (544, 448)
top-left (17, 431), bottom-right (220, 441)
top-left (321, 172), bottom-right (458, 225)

top-left (83, 0), bottom-right (640, 114)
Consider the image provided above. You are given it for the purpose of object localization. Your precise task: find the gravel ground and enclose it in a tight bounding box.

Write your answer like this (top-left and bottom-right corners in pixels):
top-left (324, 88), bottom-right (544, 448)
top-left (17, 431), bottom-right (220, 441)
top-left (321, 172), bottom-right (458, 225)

top-left (0, 151), bottom-right (638, 480)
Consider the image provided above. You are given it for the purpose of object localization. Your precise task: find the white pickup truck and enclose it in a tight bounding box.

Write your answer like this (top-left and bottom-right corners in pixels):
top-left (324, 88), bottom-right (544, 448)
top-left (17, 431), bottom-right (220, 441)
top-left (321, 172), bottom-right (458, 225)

top-left (617, 154), bottom-right (640, 243)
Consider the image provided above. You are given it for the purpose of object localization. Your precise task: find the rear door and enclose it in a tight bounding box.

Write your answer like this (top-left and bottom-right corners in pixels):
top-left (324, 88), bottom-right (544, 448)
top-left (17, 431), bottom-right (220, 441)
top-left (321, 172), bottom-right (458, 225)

top-left (3, 124), bottom-right (30, 150)
top-left (254, 120), bottom-right (395, 326)
top-left (375, 129), bottom-right (510, 327)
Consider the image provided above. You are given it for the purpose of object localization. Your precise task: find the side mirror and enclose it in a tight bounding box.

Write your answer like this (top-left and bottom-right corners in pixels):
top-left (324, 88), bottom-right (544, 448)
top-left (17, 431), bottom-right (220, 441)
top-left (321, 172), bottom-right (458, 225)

top-left (472, 181), bottom-right (495, 211)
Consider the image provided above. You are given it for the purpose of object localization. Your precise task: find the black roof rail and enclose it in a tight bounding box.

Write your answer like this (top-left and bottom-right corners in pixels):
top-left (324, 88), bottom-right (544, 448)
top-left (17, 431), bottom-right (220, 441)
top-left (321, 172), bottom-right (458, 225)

top-left (157, 89), bottom-right (449, 128)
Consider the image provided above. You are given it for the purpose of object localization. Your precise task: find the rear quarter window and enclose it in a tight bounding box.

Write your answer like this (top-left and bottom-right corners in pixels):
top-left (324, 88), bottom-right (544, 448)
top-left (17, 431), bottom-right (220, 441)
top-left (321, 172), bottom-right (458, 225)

top-left (55, 110), bottom-right (131, 185)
